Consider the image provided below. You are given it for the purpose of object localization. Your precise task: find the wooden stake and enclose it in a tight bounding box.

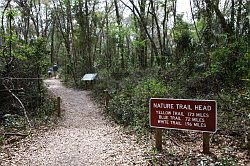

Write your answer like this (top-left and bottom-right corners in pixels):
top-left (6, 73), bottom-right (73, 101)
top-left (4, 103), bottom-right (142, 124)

top-left (104, 89), bottom-right (110, 107)
top-left (203, 132), bottom-right (210, 154)
top-left (57, 97), bottom-right (61, 117)
top-left (155, 128), bottom-right (162, 151)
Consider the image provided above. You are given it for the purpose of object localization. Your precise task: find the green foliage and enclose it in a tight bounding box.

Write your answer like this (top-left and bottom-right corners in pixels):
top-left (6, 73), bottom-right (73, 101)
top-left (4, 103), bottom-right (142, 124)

top-left (107, 75), bottom-right (167, 131)
top-left (132, 78), bottom-right (167, 128)
top-left (132, 39), bottom-right (146, 48)
top-left (216, 87), bottom-right (249, 141)
top-left (3, 114), bottom-right (27, 131)
top-left (0, 35), bottom-right (54, 135)
top-left (108, 24), bottom-right (131, 39)
top-left (0, 135), bottom-right (4, 144)
top-left (133, 78), bottom-right (167, 105)
top-left (217, 156), bottom-right (238, 166)
top-left (209, 40), bottom-right (249, 86)
top-left (108, 91), bottom-right (134, 125)
top-left (5, 10), bottom-right (17, 20)
top-left (175, 31), bottom-right (193, 54)
top-left (33, 95), bottom-right (57, 124)
top-left (173, 14), bottom-right (190, 39)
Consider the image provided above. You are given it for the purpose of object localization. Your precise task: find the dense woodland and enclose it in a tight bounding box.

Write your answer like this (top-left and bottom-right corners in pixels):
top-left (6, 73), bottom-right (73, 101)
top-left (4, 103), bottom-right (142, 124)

top-left (0, 0), bottom-right (249, 165)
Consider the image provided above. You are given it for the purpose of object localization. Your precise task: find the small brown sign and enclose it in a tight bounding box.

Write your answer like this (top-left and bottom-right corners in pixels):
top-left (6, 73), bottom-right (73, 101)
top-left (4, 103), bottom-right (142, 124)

top-left (150, 98), bottom-right (217, 133)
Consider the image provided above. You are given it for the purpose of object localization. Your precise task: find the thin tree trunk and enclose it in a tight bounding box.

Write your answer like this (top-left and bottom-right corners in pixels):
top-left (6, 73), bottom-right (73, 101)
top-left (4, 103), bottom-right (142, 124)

top-left (236, 0), bottom-right (242, 38)
top-left (50, 13), bottom-right (55, 64)
top-left (114, 0), bottom-right (125, 69)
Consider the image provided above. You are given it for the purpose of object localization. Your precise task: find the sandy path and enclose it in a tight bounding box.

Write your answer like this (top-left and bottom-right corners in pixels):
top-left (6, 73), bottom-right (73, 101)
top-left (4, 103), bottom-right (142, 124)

top-left (0, 79), bottom-right (147, 166)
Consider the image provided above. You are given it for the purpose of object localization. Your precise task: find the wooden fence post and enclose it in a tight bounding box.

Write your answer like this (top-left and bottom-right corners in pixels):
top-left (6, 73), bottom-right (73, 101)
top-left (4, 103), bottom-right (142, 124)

top-left (57, 97), bottom-right (61, 117)
top-left (104, 89), bottom-right (110, 107)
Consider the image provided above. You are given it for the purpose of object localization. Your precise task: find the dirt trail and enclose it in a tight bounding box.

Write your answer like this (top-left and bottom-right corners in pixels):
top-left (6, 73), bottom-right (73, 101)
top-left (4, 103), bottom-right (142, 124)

top-left (1, 79), bottom-right (147, 166)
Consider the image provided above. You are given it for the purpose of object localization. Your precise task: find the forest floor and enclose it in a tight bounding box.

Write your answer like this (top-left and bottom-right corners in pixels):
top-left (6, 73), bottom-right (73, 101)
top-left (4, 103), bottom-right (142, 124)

top-left (0, 79), bottom-right (249, 166)
top-left (0, 79), bottom-right (148, 165)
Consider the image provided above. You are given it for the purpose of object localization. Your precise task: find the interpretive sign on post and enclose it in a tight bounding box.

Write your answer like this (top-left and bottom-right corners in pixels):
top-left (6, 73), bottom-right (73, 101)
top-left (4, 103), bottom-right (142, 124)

top-left (150, 98), bottom-right (217, 132)
top-left (81, 73), bottom-right (97, 89)
top-left (81, 73), bottom-right (97, 81)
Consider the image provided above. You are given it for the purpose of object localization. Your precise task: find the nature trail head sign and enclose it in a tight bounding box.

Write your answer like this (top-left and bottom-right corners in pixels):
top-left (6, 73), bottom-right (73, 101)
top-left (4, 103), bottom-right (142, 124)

top-left (150, 98), bottom-right (217, 133)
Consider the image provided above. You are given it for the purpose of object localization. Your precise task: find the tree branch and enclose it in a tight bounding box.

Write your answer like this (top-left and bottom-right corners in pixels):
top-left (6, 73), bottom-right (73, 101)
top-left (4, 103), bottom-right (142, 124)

top-left (120, 0), bottom-right (159, 56)
top-left (2, 81), bottom-right (32, 128)
top-left (2, 132), bottom-right (29, 137)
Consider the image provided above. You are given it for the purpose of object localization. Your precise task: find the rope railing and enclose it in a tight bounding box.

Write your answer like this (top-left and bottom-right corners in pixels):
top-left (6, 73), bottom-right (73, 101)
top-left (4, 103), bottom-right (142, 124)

top-left (0, 77), bottom-right (43, 80)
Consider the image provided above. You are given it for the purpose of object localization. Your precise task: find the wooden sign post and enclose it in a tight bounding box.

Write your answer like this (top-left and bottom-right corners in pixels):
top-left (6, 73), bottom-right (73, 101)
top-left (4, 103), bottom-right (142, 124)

top-left (203, 132), bottom-right (210, 154)
top-left (155, 128), bottom-right (162, 151)
top-left (149, 98), bottom-right (217, 153)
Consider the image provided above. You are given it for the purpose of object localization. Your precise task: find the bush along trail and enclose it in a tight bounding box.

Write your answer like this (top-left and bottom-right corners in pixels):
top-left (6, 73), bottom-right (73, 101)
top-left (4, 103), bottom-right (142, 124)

top-left (0, 78), bottom-right (249, 166)
top-left (0, 79), bottom-right (147, 166)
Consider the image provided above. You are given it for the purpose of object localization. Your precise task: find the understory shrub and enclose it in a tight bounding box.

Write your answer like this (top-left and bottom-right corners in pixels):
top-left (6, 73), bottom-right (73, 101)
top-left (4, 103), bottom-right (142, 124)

top-left (209, 40), bottom-right (249, 87)
top-left (132, 78), bottom-right (167, 128)
top-left (107, 77), bottom-right (167, 130)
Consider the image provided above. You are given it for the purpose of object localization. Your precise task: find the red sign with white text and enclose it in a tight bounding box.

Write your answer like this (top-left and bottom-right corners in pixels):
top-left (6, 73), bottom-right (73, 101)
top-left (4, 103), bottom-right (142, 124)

top-left (150, 98), bottom-right (217, 133)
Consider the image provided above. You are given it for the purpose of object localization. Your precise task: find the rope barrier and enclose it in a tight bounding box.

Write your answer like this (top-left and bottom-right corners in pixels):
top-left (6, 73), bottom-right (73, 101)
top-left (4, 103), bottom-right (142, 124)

top-left (0, 78), bottom-right (43, 80)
